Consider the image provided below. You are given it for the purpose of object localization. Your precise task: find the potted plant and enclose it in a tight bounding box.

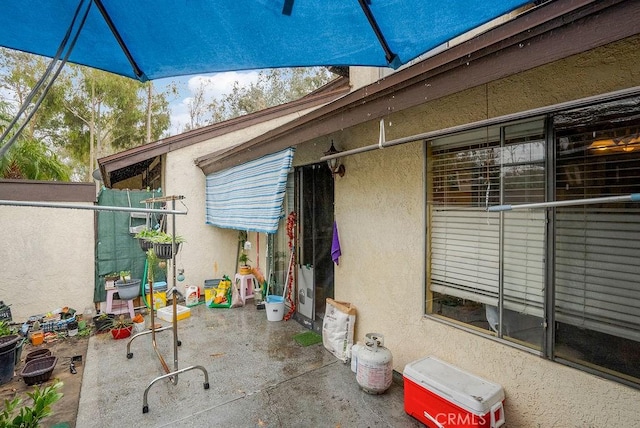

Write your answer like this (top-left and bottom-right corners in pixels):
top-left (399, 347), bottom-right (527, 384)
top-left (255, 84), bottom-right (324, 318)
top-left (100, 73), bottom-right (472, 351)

top-left (132, 313), bottom-right (146, 333)
top-left (0, 320), bottom-right (19, 354)
top-left (134, 228), bottom-right (160, 251)
top-left (104, 272), bottom-right (120, 289)
top-left (114, 271), bottom-right (141, 300)
top-left (149, 231), bottom-right (185, 259)
top-left (109, 315), bottom-right (134, 340)
top-left (238, 251), bottom-right (252, 275)
top-left (93, 312), bottom-right (115, 333)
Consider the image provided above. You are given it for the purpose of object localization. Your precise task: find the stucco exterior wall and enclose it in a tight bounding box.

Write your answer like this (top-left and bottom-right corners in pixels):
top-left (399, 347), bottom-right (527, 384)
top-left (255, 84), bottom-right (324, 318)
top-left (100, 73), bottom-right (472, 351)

top-left (302, 36), bottom-right (640, 427)
top-left (0, 204), bottom-right (95, 321)
top-left (162, 109), bottom-right (320, 294)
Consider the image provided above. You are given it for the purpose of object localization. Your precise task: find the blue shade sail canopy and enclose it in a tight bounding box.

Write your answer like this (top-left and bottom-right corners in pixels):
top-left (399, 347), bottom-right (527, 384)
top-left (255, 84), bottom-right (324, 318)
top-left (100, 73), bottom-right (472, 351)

top-left (205, 147), bottom-right (294, 234)
top-left (0, 0), bottom-right (530, 81)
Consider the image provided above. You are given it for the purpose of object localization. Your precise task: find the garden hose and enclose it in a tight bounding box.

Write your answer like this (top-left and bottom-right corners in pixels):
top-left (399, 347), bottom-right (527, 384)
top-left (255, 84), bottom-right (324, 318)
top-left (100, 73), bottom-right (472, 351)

top-left (142, 259), bottom-right (150, 309)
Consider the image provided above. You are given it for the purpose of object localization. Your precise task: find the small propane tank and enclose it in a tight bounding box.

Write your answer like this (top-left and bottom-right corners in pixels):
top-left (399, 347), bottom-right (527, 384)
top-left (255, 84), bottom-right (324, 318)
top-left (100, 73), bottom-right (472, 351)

top-left (356, 333), bottom-right (393, 394)
top-left (350, 342), bottom-right (363, 373)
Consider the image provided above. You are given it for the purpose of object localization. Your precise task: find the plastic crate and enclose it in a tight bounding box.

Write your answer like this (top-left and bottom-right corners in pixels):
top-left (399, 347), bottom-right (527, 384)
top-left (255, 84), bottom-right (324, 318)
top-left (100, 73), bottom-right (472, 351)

top-left (0, 301), bottom-right (12, 322)
top-left (41, 315), bottom-right (76, 333)
top-left (157, 305), bottom-right (190, 322)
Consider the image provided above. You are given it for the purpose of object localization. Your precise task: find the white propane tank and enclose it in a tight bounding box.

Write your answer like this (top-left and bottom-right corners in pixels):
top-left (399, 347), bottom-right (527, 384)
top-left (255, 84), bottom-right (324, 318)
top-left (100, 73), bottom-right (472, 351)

top-left (350, 342), bottom-right (362, 373)
top-left (356, 333), bottom-right (393, 394)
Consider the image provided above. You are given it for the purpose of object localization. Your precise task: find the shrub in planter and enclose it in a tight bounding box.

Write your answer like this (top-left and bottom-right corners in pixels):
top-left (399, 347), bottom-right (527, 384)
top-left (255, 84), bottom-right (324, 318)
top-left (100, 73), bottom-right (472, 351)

top-left (109, 315), bottom-right (134, 340)
top-left (148, 232), bottom-right (186, 259)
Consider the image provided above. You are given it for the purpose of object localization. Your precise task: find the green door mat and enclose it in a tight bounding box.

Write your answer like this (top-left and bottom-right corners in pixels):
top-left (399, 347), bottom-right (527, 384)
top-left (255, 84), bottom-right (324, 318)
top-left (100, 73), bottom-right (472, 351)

top-left (293, 331), bottom-right (322, 346)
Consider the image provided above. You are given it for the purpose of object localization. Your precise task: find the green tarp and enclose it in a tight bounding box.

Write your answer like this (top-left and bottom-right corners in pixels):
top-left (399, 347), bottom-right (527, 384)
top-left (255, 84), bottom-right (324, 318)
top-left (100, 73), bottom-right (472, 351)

top-left (94, 188), bottom-right (162, 303)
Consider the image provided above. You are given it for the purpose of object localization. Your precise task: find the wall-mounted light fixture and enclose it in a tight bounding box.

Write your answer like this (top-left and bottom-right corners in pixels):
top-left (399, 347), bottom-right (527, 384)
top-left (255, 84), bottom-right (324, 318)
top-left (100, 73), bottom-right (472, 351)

top-left (324, 140), bottom-right (345, 178)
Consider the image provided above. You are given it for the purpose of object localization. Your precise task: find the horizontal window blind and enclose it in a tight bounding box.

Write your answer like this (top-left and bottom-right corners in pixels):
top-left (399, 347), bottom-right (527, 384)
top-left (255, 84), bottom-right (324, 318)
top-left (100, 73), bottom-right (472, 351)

top-left (503, 210), bottom-right (545, 316)
top-left (430, 208), bottom-right (500, 306)
top-left (556, 208), bottom-right (640, 342)
top-left (501, 130), bottom-right (545, 317)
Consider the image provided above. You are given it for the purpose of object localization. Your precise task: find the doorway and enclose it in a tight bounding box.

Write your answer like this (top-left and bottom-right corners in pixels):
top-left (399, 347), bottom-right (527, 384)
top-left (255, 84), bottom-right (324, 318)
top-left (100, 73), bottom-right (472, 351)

top-left (294, 163), bottom-right (335, 332)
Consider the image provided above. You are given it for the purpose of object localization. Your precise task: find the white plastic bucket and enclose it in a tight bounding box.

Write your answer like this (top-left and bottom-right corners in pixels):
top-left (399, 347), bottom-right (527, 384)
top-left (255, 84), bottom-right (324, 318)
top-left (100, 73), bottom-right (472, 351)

top-left (265, 295), bottom-right (285, 321)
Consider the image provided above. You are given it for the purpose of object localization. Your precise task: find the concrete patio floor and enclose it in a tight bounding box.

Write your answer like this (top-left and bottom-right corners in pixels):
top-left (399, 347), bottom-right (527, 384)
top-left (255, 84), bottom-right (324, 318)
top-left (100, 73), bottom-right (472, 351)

top-left (76, 302), bottom-right (422, 427)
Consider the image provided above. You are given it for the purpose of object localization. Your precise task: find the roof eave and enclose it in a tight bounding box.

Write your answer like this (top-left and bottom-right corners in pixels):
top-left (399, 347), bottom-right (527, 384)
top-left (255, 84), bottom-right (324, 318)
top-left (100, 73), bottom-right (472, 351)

top-left (197, 0), bottom-right (638, 175)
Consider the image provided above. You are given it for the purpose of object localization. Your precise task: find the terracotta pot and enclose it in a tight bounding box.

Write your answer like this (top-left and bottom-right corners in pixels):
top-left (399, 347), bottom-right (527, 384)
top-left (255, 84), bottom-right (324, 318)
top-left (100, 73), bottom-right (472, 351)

top-left (110, 325), bottom-right (133, 340)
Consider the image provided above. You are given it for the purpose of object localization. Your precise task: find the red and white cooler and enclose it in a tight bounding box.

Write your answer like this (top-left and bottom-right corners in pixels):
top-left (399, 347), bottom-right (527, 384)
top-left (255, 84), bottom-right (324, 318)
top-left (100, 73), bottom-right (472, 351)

top-left (403, 356), bottom-right (505, 428)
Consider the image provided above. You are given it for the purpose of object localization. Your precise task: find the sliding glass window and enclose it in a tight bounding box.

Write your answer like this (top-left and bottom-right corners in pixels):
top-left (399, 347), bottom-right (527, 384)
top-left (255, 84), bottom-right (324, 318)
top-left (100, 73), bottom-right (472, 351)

top-left (426, 97), bottom-right (640, 387)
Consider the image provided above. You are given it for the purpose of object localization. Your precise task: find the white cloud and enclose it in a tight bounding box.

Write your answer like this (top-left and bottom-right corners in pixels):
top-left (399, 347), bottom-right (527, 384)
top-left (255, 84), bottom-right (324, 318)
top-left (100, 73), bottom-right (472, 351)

top-left (187, 71), bottom-right (260, 101)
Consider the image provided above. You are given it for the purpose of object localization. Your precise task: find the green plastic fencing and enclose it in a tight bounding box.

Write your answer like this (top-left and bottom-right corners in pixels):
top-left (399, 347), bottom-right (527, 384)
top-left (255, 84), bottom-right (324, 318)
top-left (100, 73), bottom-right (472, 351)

top-left (94, 188), bottom-right (165, 303)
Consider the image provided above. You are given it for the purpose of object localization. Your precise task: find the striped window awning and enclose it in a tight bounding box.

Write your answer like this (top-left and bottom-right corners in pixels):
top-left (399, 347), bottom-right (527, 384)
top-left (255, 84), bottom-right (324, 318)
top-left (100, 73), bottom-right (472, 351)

top-left (205, 148), bottom-right (294, 234)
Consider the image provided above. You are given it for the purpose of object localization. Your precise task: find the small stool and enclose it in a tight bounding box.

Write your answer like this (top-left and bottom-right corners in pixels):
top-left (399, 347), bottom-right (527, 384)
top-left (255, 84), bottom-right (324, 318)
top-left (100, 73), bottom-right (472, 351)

top-left (234, 273), bottom-right (256, 304)
top-left (105, 288), bottom-right (135, 318)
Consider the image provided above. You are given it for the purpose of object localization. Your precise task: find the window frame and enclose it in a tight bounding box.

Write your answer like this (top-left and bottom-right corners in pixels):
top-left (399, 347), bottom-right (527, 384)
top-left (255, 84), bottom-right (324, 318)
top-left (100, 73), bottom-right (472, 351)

top-left (425, 103), bottom-right (640, 389)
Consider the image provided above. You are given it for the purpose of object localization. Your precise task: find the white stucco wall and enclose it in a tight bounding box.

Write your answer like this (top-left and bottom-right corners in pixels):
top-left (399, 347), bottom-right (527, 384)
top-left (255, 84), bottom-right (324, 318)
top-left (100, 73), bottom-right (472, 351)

top-left (307, 36), bottom-right (640, 427)
top-left (0, 204), bottom-right (95, 321)
top-left (161, 108), bottom-right (320, 295)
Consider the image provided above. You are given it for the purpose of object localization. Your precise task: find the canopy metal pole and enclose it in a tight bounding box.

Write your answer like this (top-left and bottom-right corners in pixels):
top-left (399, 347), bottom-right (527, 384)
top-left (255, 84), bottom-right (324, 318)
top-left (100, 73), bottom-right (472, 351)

top-left (487, 193), bottom-right (640, 212)
top-left (0, 200), bottom-right (186, 216)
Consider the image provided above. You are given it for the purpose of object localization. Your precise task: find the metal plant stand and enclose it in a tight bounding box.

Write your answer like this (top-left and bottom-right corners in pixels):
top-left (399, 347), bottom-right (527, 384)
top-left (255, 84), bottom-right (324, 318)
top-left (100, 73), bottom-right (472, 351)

top-left (124, 195), bottom-right (209, 413)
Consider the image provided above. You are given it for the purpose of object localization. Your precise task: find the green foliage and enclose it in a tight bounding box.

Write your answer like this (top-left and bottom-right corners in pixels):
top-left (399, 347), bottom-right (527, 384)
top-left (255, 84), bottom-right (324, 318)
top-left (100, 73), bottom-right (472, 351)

top-left (185, 67), bottom-right (335, 131)
top-left (238, 252), bottom-right (251, 266)
top-left (148, 231), bottom-right (185, 244)
top-left (119, 271), bottom-right (131, 282)
top-left (0, 380), bottom-right (63, 428)
top-left (0, 101), bottom-right (70, 180)
top-left (0, 48), bottom-right (171, 180)
top-left (146, 248), bottom-right (159, 284)
top-left (134, 228), bottom-right (161, 240)
top-left (0, 321), bottom-right (15, 337)
top-left (0, 137), bottom-right (71, 180)
top-left (109, 314), bottom-right (133, 330)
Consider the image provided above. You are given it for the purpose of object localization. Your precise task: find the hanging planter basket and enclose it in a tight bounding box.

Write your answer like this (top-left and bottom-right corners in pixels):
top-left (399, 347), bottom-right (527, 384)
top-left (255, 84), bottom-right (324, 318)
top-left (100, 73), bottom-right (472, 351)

top-left (153, 242), bottom-right (180, 260)
top-left (138, 238), bottom-right (153, 252)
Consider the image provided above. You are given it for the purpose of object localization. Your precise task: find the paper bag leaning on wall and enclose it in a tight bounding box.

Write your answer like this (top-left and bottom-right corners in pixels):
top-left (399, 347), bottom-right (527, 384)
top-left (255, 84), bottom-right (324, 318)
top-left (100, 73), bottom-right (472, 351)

top-left (322, 298), bottom-right (357, 363)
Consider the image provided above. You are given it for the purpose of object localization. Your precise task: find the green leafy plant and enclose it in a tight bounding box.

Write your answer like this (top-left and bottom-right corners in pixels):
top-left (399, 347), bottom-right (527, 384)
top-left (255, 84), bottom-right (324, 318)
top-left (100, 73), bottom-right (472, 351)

top-left (146, 249), bottom-right (158, 284)
top-left (134, 228), bottom-right (161, 240)
top-left (0, 380), bottom-right (63, 427)
top-left (119, 271), bottom-right (131, 283)
top-left (238, 252), bottom-right (251, 266)
top-left (95, 313), bottom-right (111, 321)
top-left (109, 314), bottom-right (133, 330)
top-left (148, 231), bottom-right (186, 244)
top-left (0, 320), bottom-right (16, 337)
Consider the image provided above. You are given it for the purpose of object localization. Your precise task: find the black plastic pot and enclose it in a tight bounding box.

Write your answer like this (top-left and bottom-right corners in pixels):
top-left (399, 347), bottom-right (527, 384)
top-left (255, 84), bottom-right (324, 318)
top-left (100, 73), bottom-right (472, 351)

top-left (0, 334), bottom-right (19, 353)
top-left (153, 242), bottom-right (181, 260)
top-left (139, 238), bottom-right (153, 252)
top-left (93, 314), bottom-right (115, 333)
